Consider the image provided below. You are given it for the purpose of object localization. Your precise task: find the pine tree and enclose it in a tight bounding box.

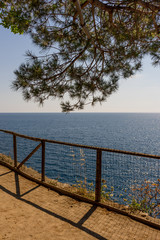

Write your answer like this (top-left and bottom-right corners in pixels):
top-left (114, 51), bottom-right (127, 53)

top-left (1, 0), bottom-right (160, 111)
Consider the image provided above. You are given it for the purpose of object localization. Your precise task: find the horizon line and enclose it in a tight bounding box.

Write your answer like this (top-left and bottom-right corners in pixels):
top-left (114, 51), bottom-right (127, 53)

top-left (0, 112), bottom-right (160, 114)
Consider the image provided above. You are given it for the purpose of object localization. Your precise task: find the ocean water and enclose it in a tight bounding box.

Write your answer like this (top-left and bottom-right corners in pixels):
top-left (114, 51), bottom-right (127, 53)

top-left (1, 112), bottom-right (160, 153)
top-left (0, 113), bottom-right (160, 205)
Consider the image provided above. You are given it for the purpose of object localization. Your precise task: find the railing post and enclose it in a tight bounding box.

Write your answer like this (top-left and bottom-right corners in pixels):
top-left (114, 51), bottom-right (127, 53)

top-left (41, 140), bottom-right (45, 182)
top-left (13, 134), bottom-right (17, 168)
top-left (95, 149), bottom-right (102, 202)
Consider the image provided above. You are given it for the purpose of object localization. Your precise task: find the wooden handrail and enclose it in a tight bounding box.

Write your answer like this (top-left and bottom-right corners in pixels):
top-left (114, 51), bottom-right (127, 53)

top-left (0, 129), bottom-right (160, 230)
top-left (13, 135), bottom-right (17, 167)
top-left (1, 129), bottom-right (160, 159)
top-left (1, 128), bottom-right (160, 204)
top-left (41, 140), bottom-right (45, 182)
top-left (95, 149), bottom-right (102, 202)
top-left (17, 143), bottom-right (42, 169)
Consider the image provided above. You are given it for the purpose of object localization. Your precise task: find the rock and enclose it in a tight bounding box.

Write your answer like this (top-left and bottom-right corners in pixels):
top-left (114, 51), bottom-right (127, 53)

top-left (140, 212), bottom-right (148, 217)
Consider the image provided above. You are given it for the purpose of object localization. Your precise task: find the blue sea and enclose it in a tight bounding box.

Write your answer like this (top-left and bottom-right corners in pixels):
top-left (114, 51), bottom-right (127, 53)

top-left (1, 113), bottom-right (160, 153)
top-left (0, 113), bottom-right (160, 205)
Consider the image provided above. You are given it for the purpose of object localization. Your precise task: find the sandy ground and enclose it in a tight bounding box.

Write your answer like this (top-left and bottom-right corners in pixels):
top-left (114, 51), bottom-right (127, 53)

top-left (0, 165), bottom-right (160, 240)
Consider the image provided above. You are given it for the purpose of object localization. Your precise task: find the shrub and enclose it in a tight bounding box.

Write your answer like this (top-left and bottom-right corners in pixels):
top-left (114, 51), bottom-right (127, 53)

top-left (129, 179), bottom-right (160, 217)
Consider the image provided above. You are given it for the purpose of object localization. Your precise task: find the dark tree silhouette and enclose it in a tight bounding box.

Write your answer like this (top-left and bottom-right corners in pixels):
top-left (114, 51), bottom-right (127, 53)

top-left (1, 0), bottom-right (160, 111)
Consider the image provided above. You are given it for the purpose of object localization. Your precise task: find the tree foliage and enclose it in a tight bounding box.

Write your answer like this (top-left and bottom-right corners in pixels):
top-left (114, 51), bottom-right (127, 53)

top-left (1, 0), bottom-right (160, 111)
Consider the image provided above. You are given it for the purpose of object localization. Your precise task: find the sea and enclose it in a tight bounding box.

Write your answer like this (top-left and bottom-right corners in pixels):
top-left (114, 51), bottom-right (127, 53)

top-left (0, 113), bottom-right (160, 205)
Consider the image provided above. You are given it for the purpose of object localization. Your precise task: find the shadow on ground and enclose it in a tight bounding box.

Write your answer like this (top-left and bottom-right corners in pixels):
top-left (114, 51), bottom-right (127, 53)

top-left (0, 170), bottom-right (108, 240)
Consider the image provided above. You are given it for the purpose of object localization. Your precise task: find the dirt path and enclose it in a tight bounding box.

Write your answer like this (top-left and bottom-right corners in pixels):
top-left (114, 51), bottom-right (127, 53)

top-left (0, 165), bottom-right (160, 240)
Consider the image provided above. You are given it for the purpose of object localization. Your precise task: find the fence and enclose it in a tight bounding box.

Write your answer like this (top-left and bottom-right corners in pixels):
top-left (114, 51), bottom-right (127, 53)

top-left (0, 129), bottom-right (160, 229)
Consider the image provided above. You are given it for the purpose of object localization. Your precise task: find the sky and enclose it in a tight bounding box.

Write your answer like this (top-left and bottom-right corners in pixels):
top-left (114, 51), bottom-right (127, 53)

top-left (0, 26), bottom-right (160, 113)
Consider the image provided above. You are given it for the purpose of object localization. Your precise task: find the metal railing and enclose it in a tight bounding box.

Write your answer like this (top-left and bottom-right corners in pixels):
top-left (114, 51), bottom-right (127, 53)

top-left (0, 129), bottom-right (160, 230)
top-left (2, 128), bottom-right (160, 201)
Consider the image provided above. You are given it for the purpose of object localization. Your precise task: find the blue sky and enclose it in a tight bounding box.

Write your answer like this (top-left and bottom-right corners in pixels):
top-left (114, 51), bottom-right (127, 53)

top-left (0, 26), bottom-right (160, 113)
